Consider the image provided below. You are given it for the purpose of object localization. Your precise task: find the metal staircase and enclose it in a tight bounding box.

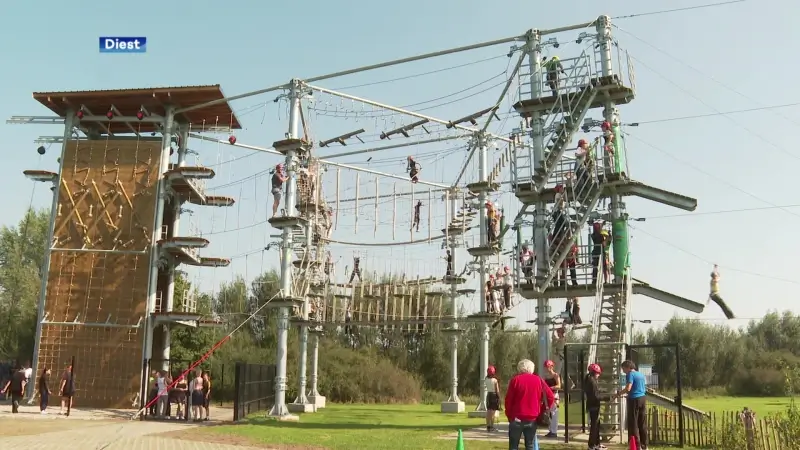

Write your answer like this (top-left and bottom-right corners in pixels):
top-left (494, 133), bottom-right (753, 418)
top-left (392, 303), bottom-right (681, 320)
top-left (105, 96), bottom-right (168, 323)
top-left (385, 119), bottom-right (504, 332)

top-left (592, 275), bottom-right (633, 440)
top-left (511, 51), bottom-right (597, 192)
top-left (535, 157), bottom-right (603, 290)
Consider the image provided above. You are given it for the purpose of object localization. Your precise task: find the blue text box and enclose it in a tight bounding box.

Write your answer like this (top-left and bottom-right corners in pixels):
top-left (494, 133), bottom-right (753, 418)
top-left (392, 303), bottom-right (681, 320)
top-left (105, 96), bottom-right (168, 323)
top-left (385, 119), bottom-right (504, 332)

top-left (99, 37), bottom-right (147, 53)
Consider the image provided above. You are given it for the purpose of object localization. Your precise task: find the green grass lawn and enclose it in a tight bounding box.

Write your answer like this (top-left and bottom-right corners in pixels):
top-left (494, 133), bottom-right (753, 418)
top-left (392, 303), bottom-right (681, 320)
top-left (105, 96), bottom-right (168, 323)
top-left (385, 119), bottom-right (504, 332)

top-left (192, 402), bottom-right (714, 449)
top-left (683, 396), bottom-right (792, 417)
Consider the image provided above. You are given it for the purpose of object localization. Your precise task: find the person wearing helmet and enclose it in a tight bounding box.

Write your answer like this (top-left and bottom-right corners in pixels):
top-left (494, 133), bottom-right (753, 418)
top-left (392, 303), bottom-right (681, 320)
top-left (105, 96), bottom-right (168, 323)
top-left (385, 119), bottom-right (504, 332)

top-left (484, 366), bottom-right (502, 432)
top-left (407, 156), bottom-right (421, 183)
top-left (708, 264), bottom-right (735, 319)
top-left (485, 201), bottom-right (498, 244)
top-left (271, 163), bottom-right (288, 217)
top-left (584, 364), bottom-right (608, 450)
top-left (543, 360), bottom-right (562, 438)
top-left (543, 56), bottom-right (566, 97)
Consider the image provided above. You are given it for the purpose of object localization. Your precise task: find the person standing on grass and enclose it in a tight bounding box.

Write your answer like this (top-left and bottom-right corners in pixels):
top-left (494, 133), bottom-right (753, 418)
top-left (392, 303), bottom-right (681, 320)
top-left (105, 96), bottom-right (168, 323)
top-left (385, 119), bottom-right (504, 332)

top-left (59, 364), bottom-right (74, 416)
top-left (484, 366), bottom-right (502, 432)
top-left (617, 360), bottom-right (648, 450)
top-left (584, 363), bottom-right (608, 450)
top-left (1, 365), bottom-right (26, 413)
top-left (37, 367), bottom-right (52, 414)
top-left (505, 359), bottom-right (555, 450)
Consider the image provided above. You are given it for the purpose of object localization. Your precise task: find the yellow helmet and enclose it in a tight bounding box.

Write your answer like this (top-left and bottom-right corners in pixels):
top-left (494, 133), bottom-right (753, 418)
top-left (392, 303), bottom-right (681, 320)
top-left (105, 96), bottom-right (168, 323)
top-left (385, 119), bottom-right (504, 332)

top-left (552, 56), bottom-right (560, 61)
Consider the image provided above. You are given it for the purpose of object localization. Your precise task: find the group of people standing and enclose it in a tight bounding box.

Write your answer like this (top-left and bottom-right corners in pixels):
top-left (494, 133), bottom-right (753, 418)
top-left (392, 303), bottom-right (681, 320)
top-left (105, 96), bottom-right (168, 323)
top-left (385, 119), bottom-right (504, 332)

top-left (147, 368), bottom-right (212, 422)
top-left (1, 362), bottom-right (74, 415)
top-left (483, 358), bottom-right (650, 450)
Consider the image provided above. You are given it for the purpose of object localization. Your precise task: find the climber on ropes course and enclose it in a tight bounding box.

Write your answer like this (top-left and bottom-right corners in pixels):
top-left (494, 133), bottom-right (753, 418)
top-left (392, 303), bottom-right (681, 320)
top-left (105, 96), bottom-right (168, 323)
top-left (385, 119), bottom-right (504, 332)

top-left (565, 297), bottom-right (582, 325)
top-left (519, 244), bottom-right (534, 285)
top-left (486, 201), bottom-right (498, 244)
top-left (601, 121), bottom-right (615, 176)
top-left (412, 200), bottom-right (422, 232)
top-left (407, 156), bottom-right (421, 183)
top-left (543, 56), bottom-right (566, 96)
top-left (708, 264), bottom-right (735, 319)
top-left (559, 241), bottom-right (579, 288)
top-left (444, 249), bottom-right (453, 278)
top-left (485, 274), bottom-right (499, 314)
top-left (348, 255), bottom-right (362, 285)
top-left (270, 163), bottom-right (287, 217)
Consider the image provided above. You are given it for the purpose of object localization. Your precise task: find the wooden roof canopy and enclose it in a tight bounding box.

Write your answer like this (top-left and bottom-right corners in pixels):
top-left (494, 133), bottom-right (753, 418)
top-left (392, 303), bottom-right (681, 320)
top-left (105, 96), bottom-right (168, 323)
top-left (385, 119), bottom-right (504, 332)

top-left (32, 85), bottom-right (242, 135)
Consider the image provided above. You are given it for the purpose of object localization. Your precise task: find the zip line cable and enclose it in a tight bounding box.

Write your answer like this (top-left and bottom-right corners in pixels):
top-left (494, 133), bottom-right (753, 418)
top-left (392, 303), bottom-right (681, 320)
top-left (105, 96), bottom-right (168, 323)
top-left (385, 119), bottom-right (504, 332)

top-left (629, 224), bottom-right (799, 285)
top-left (131, 290), bottom-right (281, 420)
top-left (612, 0), bottom-right (746, 20)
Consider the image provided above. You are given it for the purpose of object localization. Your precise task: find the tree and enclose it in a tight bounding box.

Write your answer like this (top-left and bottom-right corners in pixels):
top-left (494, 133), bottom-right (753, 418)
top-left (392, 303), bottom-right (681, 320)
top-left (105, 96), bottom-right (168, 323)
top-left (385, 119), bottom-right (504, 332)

top-left (0, 208), bottom-right (49, 359)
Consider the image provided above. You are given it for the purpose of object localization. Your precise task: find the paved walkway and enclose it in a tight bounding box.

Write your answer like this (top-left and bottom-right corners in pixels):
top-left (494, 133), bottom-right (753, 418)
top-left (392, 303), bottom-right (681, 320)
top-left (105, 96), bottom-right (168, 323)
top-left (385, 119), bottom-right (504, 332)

top-left (1, 404), bottom-right (262, 449)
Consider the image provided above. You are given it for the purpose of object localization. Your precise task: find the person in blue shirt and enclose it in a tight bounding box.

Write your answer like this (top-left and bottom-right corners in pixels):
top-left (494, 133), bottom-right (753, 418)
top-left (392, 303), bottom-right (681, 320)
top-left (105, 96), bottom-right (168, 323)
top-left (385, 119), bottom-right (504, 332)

top-left (617, 360), bottom-right (648, 450)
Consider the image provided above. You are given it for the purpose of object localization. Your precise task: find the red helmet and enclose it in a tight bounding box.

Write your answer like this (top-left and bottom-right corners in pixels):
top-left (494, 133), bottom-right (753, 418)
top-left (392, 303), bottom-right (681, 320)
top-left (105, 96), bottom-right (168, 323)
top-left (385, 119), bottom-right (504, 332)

top-left (592, 222), bottom-right (602, 231)
top-left (601, 121), bottom-right (611, 130)
top-left (487, 365), bottom-right (496, 376)
top-left (578, 139), bottom-right (588, 148)
top-left (276, 163), bottom-right (284, 170)
top-left (588, 363), bottom-right (602, 374)
top-left (544, 360), bottom-right (555, 368)
top-left (554, 184), bottom-right (564, 193)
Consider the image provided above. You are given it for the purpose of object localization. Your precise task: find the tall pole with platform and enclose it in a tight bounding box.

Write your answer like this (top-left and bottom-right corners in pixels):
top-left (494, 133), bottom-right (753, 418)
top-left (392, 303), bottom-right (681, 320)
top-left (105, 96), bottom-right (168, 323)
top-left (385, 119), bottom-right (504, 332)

top-left (473, 134), bottom-right (492, 415)
top-left (441, 189), bottom-right (465, 413)
top-left (266, 79), bottom-right (305, 421)
top-left (510, 15), bottom-right (703, 443)
top-left (525, 30), bottom-right (553, 375)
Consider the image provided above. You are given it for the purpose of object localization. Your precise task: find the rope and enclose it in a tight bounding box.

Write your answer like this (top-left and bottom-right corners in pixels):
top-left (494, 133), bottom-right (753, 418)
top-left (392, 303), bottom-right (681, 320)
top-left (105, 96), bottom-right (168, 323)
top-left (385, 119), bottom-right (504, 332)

top-left (130, 291), bottom-right (281, 420)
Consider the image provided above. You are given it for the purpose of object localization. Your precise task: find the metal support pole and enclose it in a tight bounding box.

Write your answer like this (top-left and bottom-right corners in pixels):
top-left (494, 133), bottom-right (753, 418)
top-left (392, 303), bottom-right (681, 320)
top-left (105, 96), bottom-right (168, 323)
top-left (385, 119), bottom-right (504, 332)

top-left (143, 107), bottom-right (174, 373)
top-left (309, 334), bottom-right (321, 397)
top-left (269, 80), bottom-right (301, 419)
top-left (294, 222), bottom-right (311, 408)
top-left (526, 30), bottom-right (551, 376)
top-left (443, 189), bottom-right (462, 411)
top-left (476, 134), bottom-right (490, 413)
top-left (597, 13), bottom-right (629, 428)
top-left (28, 112), bottom-right (73, 398)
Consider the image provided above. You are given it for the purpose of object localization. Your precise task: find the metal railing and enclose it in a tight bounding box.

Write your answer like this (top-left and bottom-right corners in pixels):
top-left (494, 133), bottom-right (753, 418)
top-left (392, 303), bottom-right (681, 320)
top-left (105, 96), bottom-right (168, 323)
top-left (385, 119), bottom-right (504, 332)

top-left (154, 289), bottom-right (198, 314)
top-left (518, 53), bottom-right (593, 101)
top-left (587, 269), bottom-right (605, 364)
top-left (512, 51), bottom-right (593, 188)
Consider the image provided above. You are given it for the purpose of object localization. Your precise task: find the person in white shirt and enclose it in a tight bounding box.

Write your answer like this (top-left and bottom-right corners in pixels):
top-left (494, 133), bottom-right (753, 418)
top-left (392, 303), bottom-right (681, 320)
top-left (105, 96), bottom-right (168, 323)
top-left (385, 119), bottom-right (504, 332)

top-left (156, 371), bottom-right (169, 417)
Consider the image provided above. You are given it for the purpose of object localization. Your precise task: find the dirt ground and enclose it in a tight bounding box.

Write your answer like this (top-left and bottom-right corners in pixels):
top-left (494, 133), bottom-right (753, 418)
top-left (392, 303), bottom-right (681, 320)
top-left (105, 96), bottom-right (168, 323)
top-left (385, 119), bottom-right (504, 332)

top-left (0, 417), bottom-right (114, 436)
top-left (161, 429), bottom-right (327, 450)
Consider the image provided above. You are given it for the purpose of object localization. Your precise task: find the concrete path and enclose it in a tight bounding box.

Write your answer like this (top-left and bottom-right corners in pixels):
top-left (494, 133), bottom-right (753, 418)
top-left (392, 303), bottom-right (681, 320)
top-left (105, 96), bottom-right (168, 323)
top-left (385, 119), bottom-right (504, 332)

top-left (0, 404), bottom-right (263, 450)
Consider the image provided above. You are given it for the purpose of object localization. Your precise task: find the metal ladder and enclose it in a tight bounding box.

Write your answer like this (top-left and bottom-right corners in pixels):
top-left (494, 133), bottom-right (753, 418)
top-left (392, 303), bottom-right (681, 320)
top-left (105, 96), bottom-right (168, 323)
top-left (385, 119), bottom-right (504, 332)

top-left (593, 276), bottom-right (632, 440)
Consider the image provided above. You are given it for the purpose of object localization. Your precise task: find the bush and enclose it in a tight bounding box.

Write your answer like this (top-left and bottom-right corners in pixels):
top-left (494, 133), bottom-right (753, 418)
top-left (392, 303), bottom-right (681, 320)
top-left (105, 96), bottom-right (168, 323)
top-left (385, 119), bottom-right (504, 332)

top-left (318, 345), bottom-right (422, 403)
top-left (728, 367), bottom-right (788, 396)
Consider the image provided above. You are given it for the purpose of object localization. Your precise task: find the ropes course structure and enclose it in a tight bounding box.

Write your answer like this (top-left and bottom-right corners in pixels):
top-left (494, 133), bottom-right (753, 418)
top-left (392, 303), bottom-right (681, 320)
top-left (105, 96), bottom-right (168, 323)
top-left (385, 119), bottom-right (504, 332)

top-left (8, 13), bottom-right (712, 436)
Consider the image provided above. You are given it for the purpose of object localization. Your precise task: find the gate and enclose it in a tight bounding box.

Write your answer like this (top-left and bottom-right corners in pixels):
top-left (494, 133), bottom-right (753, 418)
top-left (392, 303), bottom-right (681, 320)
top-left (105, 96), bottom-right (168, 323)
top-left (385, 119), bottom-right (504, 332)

top-left (563, 342), bottom-right (687, 447)
top-left (233, 362), bottom-right (276, 421)
top-left (626, 343), bottom-right (686, 447)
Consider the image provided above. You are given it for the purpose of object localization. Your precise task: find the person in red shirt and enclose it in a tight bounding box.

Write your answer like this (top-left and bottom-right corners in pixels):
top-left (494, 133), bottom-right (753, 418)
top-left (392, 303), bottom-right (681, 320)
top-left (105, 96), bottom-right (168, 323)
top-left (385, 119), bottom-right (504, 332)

top-left (504, 359), bottom-right (555, 450)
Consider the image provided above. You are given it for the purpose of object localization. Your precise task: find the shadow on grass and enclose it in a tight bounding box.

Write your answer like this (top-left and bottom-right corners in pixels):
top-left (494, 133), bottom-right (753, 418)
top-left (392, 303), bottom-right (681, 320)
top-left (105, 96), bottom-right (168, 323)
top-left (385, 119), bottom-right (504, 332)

top-left (224, 417), bottom-right (478, 432)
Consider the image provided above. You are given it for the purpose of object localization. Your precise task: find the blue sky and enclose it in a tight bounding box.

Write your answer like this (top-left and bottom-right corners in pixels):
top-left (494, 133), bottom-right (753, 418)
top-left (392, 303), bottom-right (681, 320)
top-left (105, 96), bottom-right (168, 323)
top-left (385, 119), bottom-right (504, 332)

top-left (1, 0), bottom-right (795, 333)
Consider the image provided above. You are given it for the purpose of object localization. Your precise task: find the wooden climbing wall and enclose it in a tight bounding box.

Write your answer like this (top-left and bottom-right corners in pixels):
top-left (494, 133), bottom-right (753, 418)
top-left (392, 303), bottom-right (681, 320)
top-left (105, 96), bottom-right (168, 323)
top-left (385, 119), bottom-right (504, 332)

top-left (35, 138), bottom-right (162, 408)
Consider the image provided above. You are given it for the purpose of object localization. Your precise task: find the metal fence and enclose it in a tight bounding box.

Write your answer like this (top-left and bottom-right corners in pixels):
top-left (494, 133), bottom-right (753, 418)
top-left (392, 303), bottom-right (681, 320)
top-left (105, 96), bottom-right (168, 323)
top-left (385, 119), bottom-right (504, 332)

top-left (233, 362), bottom-right (275, 421)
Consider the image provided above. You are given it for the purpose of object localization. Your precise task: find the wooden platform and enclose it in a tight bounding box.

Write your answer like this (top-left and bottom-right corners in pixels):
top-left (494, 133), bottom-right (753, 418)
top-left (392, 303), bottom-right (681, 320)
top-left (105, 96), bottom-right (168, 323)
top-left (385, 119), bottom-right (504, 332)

top-left (466, 181), bottom-right (499, 193)
top-left (512, 75), bottom-right (635, 117)
top-left (517, 282), bottom-right (627, 300)
top-left (33, 85), bottom-right (242, 134)
top-left (273, 138), bottom-right (312, 155)
top-left (467, 245), bottom-right (500, 257)
top-left (265, 296), bottom-right (305, 309)
top-left (268, 215), bottom-right (308, 229)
